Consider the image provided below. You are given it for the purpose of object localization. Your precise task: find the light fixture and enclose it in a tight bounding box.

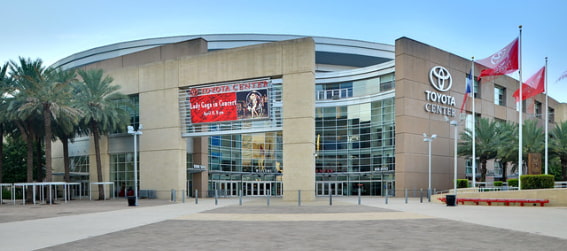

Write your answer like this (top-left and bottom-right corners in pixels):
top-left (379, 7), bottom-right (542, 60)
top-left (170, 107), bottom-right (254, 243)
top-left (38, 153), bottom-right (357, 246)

top-left (127, 124), bottom-right (143, 206)
top-left (423, 133), bottom-right (436, 202)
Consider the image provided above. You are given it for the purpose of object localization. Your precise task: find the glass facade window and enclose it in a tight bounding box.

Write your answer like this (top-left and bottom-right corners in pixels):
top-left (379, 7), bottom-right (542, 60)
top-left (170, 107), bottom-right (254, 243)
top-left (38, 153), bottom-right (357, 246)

top-left (314, 73), bottom-right (395, 196)
top-left (70, 155), bottom-right (89, 174)
top-left (549, 107), bottom-right (555, 123)
top-left (494, 85), bottom-right (506, 106)
top-left (128, 95), bottom-right (140, 129)
top-left (465, 158), bottom-right (480, 177)
top-left (110, 153), bottom-right (139, 197)
top-left (465, 113), bottom-right (481, 132)
top-left (379, 73), bottom-right (395, 92)
top-left (493, 160), bottom-right (503, 177)
top-left (315, 74), bottom-right (394, 101)
top-left (315, 98), bottom-right (395, 174)
top-left (535, 101), bottom-right (542, 118)
top-left (111, 94), bottom-right (139, 134)
top-left (208, 132), bottom-right (283, 173)
top-left (69, 156), bottom-right (89, 197)
top-left (316, 82), bottom-right (353, 100)
top-left (466, 73), bottom-right (480, 98)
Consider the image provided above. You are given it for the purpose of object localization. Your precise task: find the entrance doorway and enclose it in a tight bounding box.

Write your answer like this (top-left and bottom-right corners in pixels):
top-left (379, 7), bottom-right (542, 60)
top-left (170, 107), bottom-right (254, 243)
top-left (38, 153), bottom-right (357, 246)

top-left (316, 181), bottom-right (344, 196)
top-left (210, 180), bottom-right (282, 197)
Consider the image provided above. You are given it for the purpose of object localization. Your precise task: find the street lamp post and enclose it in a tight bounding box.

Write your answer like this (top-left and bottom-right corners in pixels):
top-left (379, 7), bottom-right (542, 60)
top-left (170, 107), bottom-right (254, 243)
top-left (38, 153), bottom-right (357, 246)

top-left (449, 120), bottom-right (458, 200)
top-left (423, 133), bottom-right (436, 202)
top-left (127, 124), bottom-right (143, 206)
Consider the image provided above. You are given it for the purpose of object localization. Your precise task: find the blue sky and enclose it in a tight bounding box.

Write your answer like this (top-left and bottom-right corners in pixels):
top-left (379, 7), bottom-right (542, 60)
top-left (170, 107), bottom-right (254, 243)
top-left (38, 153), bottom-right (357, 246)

top-left (2, 0), bottom-right (566, 102)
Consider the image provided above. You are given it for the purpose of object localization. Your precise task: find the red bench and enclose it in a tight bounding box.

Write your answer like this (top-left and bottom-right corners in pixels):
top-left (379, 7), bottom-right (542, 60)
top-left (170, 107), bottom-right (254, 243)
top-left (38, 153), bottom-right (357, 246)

top-left (438, 197), bottom-right (549, 207)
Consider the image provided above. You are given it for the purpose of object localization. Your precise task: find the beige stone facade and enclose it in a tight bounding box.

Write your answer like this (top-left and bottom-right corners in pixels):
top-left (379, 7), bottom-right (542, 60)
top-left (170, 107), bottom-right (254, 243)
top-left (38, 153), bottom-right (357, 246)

top-left (395, 37), bottom-right (564, 192)
top-left (51, 35), bottom-right (566, 201)
top-left (53, 38), bottom-right (316, 201)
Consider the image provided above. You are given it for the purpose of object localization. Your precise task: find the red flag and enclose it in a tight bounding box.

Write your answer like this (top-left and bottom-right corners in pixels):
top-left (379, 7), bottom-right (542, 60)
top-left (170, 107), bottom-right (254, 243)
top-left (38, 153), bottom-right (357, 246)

top-left (477, 38), bottom-right (519, 79)
top-left (513, 66), bottom-right (545, 102)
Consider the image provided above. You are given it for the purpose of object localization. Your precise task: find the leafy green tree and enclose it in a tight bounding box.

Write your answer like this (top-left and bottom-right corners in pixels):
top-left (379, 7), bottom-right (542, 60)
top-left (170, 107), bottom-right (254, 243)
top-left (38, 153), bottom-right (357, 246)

top-left (1, 135), bottom-right (28, 183)
top-left (75, 69), bottom-right (130, 200)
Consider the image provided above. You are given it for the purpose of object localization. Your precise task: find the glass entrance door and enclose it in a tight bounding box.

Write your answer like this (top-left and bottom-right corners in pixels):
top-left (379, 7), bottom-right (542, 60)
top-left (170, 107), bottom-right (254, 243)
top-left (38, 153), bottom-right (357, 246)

top-left (243, 181), bottom-right (273, 196)
top-left (213, 181), bottom-right (240, 196)
top-left (316, 181), bottom-right (344, 196)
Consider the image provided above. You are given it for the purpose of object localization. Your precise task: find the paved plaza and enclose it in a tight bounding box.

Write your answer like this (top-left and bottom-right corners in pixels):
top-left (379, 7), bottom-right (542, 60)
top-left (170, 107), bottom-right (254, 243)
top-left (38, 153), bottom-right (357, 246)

top-left (1, 196), bottom-right (567, 250)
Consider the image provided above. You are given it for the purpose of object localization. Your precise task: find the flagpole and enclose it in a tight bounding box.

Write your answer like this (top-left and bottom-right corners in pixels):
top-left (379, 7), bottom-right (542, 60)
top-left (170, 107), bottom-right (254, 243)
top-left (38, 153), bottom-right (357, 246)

top-left (545, 57), bottom-right (549, 174)
top-left (518, 25), bottom-right (523, 190)
top-left (471, 57), bottom-right (476, 188)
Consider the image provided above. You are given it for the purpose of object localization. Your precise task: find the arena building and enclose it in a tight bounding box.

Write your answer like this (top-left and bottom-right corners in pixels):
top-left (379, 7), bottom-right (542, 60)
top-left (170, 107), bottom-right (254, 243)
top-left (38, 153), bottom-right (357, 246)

top-left (52, 34), bottom-right (567, 201)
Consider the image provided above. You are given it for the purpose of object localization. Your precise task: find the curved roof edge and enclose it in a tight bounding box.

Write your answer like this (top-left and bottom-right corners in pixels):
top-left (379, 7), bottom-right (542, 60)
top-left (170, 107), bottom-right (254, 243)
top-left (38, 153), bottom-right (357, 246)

top-left (52, 34), bottom-right (395, 70)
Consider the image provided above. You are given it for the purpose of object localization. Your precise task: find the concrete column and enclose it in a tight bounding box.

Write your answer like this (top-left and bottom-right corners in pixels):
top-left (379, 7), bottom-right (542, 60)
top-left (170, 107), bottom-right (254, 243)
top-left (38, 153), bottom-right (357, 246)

top-left (281, 39), bottom-right (316, 201)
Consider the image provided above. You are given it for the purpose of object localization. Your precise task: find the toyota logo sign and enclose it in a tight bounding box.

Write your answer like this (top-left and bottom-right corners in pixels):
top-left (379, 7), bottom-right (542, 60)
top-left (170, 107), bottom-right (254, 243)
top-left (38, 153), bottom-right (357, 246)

top-left (429, 66), bottom-right (452, 92)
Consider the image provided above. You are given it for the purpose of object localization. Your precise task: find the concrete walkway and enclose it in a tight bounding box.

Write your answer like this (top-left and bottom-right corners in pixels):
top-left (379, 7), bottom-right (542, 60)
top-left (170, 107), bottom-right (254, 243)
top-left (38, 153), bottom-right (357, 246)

top-left (348, 197), bottom-right (567, 240)
top-left (1, 197), bottom-right (566, 250)
top-left (0, 199), bottom-right (236, 250)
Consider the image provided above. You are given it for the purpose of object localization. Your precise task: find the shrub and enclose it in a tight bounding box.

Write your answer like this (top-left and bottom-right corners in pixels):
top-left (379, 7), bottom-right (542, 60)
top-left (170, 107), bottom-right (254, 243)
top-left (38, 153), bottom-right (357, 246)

top-left (493, 181), bottom-right (503, 187)
top-left (520, 175), bottom-right (555, 189)
top-left (457, 179), bottom-right (469, 188)
top-left (508, 178), bottom-right (518, 187)
top-left (2, 188), bottom-right (12, 200)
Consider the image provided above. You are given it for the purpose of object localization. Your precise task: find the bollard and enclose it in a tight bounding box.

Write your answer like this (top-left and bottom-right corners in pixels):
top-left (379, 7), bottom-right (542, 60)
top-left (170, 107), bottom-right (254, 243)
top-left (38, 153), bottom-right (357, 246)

top-left (358, 187), bottom-right (361, 205)
top-left (195, 189), bottom-right (198, 204)
top-left (298, 190), bottom-right (301, 207)
top-left (182, 190), bottom-right (185, 203)
top-left (405, 188), bottom-right (408, 204)
top-left (329, 192), bottom-right (333, 206)
top-left (420, 188), bottom-right (423, 203)
top-left (171, 189), bottom-right (176, 202)
top-left (239, 190), bottom-right (242, 206)
top-left (215, 189), bottom-right (218, 206)
top-left (267, 193), bottom-right (270, 207)
top-left (385, 187), bottom-right (389, 204)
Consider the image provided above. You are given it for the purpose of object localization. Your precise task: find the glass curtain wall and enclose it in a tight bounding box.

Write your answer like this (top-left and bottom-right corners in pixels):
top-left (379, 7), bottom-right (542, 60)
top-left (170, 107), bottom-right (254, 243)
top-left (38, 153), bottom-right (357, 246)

top-left (110, 153), bottom-right (139, 198)
top-left (315, 74), bottom-right (395, 196)
top-left (110, 94), bottom-right (140, 197)
top-left (69, 156), bottom-right (89, 197)
top-left (208, 132), bottom-right (283, 197)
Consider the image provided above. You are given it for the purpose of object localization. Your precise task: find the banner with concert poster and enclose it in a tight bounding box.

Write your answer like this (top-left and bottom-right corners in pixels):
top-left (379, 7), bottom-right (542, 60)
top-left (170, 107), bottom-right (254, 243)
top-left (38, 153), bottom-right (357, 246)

top-left (186, 79), bottom-right (270, 124)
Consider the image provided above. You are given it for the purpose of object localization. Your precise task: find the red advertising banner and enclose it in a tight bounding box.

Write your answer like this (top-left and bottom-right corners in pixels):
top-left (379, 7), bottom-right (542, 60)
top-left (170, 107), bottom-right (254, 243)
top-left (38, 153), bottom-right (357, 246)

top-left (189, 89), bottom-right (269, 124)
top-left (190, 92), bottom-right (238, 123)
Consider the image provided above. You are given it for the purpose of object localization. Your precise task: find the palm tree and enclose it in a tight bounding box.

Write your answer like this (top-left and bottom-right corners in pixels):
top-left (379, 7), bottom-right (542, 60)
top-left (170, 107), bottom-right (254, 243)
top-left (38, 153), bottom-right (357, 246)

top-left (74, 69), bottom-right (131, 200)
top-left (8, 58), bottom-right (47, 185)
top-left (550, 120), bottom-right (567, 180)
top-left (52, 114), bottom-right (82, 182)
top-left (496, 121), bottom-right (518, 182)
top-left (50, 69), bottom-right (82, 182)
top-left (0, 62), bottom-right (12, 183)
top-left (522, 119), bottom-right (545, 173)
top-left (458, 118), bottom-right (500, 182)
top-left (9, 58), bottom-right (81, 183)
